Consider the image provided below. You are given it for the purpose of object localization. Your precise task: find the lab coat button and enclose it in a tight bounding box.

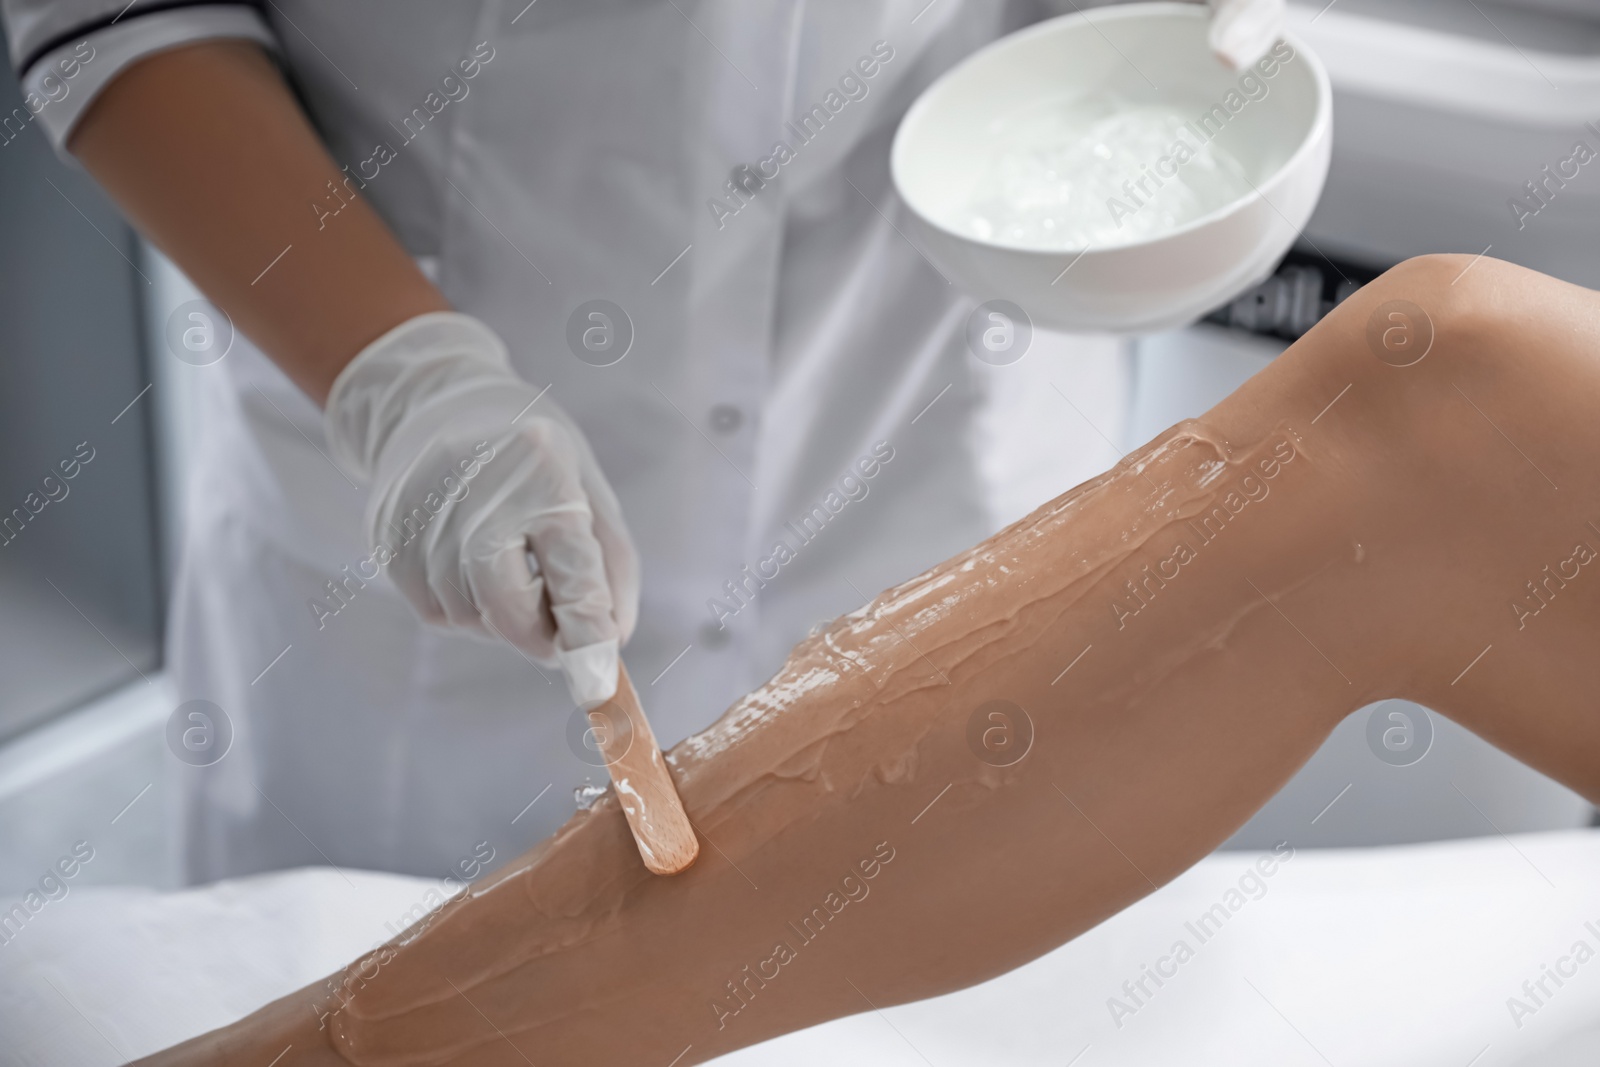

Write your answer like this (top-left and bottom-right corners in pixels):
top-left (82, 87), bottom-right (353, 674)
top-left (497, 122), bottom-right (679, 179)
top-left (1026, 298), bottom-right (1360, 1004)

top-left (698, 621), bottom-right (733, 650)
top-left (707, 403), bottom-right (743, 435)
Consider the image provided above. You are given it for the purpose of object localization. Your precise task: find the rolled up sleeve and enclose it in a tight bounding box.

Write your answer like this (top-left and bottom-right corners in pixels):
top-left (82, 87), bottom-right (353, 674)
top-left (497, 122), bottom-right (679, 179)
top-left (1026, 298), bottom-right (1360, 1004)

top-left (2, 1), bottom-right (278, 154)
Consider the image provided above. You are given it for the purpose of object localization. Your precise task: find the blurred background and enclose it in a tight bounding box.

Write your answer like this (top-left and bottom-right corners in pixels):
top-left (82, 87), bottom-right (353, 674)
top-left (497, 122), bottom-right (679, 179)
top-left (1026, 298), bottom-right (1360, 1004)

top-left (1, 0), bottom-right (1596, 896)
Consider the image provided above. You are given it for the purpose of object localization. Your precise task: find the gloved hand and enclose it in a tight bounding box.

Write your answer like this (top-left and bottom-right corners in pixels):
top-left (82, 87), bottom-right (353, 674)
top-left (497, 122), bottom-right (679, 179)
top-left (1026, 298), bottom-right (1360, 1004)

top-left (1208, 0), bottom-right (1285, 69)
top-left (325, 311), bottom-right (639, 708)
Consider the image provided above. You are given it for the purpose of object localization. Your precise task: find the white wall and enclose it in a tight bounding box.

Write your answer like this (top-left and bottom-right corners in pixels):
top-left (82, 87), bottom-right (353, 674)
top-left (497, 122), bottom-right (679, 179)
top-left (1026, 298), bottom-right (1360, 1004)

top-left (0, 246), bottom-right (207, 895)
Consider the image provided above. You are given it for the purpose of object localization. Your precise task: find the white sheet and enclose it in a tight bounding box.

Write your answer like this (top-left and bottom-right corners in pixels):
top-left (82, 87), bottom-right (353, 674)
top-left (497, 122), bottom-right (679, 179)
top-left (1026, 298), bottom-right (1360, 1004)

top-left (2, 832), bottom-right (1597, 1066)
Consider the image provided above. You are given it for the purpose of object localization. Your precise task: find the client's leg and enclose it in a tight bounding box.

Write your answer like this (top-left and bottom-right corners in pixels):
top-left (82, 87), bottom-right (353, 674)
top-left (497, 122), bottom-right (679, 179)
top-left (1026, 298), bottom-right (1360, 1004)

top-left (141, 256), bottom-right (1600, 1067)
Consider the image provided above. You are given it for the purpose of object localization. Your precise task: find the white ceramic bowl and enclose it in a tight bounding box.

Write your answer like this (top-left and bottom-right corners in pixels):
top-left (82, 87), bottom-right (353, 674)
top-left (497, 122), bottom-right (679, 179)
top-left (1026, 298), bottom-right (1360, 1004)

top-left (891, 3), bottom-right (1332, 334)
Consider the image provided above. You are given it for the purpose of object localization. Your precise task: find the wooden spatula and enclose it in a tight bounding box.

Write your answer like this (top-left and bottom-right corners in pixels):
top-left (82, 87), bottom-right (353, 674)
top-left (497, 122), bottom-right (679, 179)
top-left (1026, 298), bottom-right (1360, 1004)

top-left (586, 662), bottom-right (699, 875)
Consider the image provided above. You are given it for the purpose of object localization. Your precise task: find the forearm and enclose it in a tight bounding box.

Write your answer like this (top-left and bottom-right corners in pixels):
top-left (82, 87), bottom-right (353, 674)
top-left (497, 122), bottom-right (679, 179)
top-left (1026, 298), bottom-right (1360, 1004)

top-left (70, 41), bottom-right (448, 404)
top-left (143, 256), bottom-right (1600, 1066)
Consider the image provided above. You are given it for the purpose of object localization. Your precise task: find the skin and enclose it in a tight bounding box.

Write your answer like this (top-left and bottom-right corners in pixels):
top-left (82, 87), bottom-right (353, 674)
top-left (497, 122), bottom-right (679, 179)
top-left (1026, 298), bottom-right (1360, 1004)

top-left (71, 31), bottom-right (1599, 1067)
top-left (69, 41), bottom-right (448, 404)
top-left (134, 253), bottom-right (1600, 1066)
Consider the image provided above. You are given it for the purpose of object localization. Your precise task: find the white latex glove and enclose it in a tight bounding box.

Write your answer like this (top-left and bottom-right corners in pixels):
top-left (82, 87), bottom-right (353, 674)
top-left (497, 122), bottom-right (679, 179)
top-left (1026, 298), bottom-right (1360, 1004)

top-left (1208, 0), bottom-right (1285, 69)
top-left (325, 312), bottom-right (639, 708)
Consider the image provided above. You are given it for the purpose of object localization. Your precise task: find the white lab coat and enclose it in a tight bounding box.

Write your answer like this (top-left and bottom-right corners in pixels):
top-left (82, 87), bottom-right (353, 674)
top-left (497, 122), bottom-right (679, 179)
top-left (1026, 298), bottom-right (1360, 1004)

top-left (5, 0), bottom-right (1128, 881)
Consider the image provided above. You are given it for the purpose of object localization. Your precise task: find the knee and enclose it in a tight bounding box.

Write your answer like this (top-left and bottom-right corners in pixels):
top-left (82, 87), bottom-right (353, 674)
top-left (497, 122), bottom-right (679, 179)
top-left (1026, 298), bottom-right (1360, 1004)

top-left (1359, 253), bottom-right (1520, 366)
top-left (1279, 254), bottom-right (1525, 487)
